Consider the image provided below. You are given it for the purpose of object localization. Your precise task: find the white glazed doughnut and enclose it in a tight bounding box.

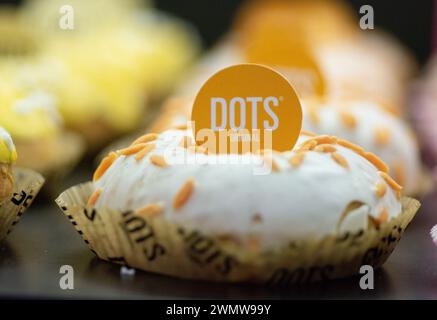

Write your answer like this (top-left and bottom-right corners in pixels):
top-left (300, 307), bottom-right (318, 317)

top-left (302, 99), bottom-right (421, 194)
top-left (91, 129), bottom-right (402, 251)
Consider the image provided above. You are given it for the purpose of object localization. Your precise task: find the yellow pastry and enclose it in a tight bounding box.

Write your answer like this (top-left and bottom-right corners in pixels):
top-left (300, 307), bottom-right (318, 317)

top-left (0, 127), bottom-right (16, 204)
top-left (19, 0), bottom-right (199, 149)
top-left (0, 62), bottom-right (84, 186)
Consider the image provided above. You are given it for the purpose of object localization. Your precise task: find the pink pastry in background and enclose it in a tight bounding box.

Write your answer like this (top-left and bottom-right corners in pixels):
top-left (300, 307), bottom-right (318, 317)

top-left (415, 0), bottom-right (437, 244)
top-left (409, 1), bottom-right (437, 181)
top-left (410, 61), bottom-right (437, 172)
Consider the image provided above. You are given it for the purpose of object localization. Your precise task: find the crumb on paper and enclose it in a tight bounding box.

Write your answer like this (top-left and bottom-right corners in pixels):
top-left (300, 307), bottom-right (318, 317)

top-left (120, 266), bottom-right (136, 277)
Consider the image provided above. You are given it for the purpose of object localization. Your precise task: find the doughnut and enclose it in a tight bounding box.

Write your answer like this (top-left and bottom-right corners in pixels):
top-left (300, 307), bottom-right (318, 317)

top-left (91, 129), bottom-right (403, 250)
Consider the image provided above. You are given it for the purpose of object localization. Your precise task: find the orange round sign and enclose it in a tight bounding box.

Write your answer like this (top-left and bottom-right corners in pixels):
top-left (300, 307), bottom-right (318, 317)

top-left (191, 64), bottom-right (302, 154)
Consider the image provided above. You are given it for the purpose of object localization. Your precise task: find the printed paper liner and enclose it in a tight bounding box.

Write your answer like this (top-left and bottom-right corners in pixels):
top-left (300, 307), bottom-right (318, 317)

top-left (56, 182), bottom-right (420, 286)
top-left (0, 168), bottom-right (45, 241)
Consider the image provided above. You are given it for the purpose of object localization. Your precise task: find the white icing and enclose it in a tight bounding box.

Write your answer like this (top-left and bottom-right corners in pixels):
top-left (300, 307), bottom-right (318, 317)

top-left (301, 100), bottom-right (421, 193)
top-left (0, 126), bottom-right (16, 155)
top-left (94, 130), bottom-right (402, 250)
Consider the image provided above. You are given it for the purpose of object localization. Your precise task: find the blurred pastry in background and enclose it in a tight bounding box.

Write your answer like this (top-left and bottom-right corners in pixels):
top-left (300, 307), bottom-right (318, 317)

top-left (409, 56), bottom-right (437, 182)
top-left (235, 0), bottom-right (358, 48)
top-left (0, 64), bottom-right (84, 192)
top-left (240, 0), bottom-right (416, 109)
top-left (179, 0), bottom-right (416, 115)
top-left (317, 32), bottom-right (417, 116)
top-left (176, 39), bottom-right (243, 96)
top-left (21, 0), bottom-right (143, 38)
top-left (149, 96), bottom-right (194, 133)
top-left (18, 0), bottom-right (200, 150)
top-left (0, 127), bottom-right (17, 204)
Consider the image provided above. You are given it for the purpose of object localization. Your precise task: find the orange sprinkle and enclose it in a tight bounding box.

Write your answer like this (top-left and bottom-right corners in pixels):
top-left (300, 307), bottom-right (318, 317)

top-left (180, 136), bottom-right (194, 148)
top-left (331, 152), bottom-right (349, 168)
top-left (118, 143), bottom-right (147, 156)
top-left (135, 143), bottom-right (156, 161)
top-left (314, 135), bottom-right (338, 145)
top-left (379, 171), bottom-right (402, 192)
top-left (364, 152), bottom-right (389, 173)
top-left (173, 178), bottom-right (195, 210)
top-left (298, 139), bottom-right (318, 151)
top-left (308, 108), bottom-right (320, 125)
top-left (131, 133), bottom-right (159, 145)
top-left (263, 155), bottom-right (280, 172)
top-left (393, 161), bottom-right (406, 187)
top-left (375, 182), bottom-right (387, 198)
top-left (135, 203), bottom-right (163, 218)
top-left (340, 111), bottom-right (357, 129)
top-left (150, 154), bottom-right (168, 167)
top-left (314, 144), bottom-right (337, 153)
top-left (337, 139), bottom-right (365, 155)
top-left (188, 145), bottom-right (208, 155)
top-left (289, 152), bottom-right (305, 168)
top-left (93, 152), bottom-right (118, 181)
top-left (378, 207), bottom-right (389, 223)
top-left (173, 123), bottom-right (188, 130)
top-left (87, 188), bottom-right (101, 207)
top-left (374, 126), bottom-right (391, 145)
top-left (300, 130), bottom-right (316, 137)
top-left (299, 135), bottom-right (337, 150)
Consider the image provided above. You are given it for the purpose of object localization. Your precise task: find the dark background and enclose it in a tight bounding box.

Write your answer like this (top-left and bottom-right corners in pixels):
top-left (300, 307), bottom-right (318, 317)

top-left (157, 0), bottom-right (435, 65)
top-left (1, 0), bottom-right (435, 64)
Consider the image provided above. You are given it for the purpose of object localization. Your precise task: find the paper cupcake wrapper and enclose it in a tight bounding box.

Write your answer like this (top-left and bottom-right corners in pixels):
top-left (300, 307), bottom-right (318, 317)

top-left (0, 168), bottom-right (45, 241)
top-left (56, 182), bottom-right (420, 286)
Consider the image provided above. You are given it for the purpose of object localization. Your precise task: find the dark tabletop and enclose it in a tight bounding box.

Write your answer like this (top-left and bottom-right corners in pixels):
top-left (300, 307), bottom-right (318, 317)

top-left (1, 168), bottom-right (437, 300)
